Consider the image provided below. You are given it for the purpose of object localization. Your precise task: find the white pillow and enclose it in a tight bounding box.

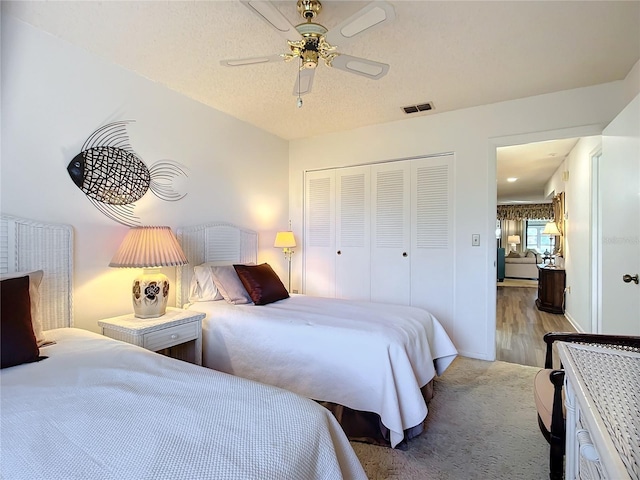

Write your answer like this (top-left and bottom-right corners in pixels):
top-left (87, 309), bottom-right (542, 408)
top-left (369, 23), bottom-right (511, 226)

top-left (189, 265), bottom-right (224, 302)
top-left (0, 270), bottom-right (46, 346)
top-left (210, 265), bottom-right (253, 305)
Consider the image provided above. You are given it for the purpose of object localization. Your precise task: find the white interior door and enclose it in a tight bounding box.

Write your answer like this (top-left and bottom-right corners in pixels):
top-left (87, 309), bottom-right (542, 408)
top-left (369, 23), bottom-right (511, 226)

top-left (371, 160), bottom-right (411, 304)
top-left (335, 166), bottom-right (371, 300)
top-left (410, 155), bottom-right (454, 331)
top-left (304, 169), bottom-right (336, 297)
top-left (599, 94), bottom-right (640, 335)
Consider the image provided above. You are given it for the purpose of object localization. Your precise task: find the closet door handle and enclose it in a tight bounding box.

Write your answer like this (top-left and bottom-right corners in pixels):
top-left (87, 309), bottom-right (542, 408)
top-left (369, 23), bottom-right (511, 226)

top-left (337, 250), bottom-right (342, 255)
top-left (402, 252), bottom-right (408, 257)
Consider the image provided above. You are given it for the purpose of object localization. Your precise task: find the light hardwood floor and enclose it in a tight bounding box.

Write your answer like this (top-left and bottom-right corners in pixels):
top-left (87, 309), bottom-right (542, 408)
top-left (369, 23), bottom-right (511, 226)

top-left (496, 283), bottom-right (576, 368)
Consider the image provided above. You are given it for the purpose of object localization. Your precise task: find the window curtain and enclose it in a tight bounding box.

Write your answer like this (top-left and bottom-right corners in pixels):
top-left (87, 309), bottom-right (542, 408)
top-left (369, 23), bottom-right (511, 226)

top-left (496, 204), bottom-right (554, 221)
top-left (496, 198), bottom-right (564, 255)
top-left (497, 203), bottom-right (554, 253)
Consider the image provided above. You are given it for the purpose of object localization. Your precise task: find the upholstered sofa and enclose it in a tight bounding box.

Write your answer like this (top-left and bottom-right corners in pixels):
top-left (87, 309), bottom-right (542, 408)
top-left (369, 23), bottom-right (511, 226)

top-left (505, 250), bottom-right (542, 279)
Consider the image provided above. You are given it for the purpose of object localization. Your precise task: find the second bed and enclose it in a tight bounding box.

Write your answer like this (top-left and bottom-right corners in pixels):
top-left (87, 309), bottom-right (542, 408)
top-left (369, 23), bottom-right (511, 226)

top-left (177, 222), bottom-right (458, 448)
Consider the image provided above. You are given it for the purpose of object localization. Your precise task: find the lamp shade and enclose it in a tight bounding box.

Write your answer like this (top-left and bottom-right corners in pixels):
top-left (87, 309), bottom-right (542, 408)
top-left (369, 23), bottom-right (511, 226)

top-left (274, 231), bottom-right (296, 249)
top-left (109, 226), bottom-right (187, 268)
top-left (507, 235), bottom-right (521, 245)
top-left (543, 222), bottom-right (561, 236)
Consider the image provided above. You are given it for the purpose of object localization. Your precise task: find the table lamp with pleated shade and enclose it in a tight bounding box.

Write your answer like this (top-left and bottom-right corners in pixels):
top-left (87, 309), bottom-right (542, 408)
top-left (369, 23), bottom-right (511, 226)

top-left (109, 226), bottom-right (188, 318)
top-left (543, 221), bottom-right (561, 255)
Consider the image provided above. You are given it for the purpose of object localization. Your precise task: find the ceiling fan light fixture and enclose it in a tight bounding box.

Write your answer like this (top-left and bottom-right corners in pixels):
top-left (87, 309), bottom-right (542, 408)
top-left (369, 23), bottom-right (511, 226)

top-left (302, 49), bottom-right (319, 69)
top-left (225, 1), bottom-right (396, 97)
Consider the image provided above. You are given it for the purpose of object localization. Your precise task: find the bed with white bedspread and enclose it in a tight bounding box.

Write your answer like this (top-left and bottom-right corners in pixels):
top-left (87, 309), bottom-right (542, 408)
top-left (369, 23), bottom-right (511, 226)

top-left (177, 221), bottom-right (458, 448)
top-left (0, 214), bottom-right (366, 480)
top-left (1, 328), bottom-right (365, 480)
top-left (188, 294), bottom-right (457, 448)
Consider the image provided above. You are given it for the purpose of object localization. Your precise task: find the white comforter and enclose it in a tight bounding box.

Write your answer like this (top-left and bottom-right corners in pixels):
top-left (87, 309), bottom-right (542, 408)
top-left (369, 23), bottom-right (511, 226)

top-left (1, 328), bottom-right (366, 480)
top-left (189, 294), bottom-right (458, 447)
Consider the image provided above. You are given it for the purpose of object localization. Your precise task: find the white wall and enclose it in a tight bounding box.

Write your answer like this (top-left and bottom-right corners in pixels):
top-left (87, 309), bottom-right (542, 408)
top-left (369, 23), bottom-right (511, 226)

top-left (562, 136), bottom-right (602, 332)
top-left (1, 16), bottom-right (290, 332)
top-left (289, 82), bottom-right (630, 359)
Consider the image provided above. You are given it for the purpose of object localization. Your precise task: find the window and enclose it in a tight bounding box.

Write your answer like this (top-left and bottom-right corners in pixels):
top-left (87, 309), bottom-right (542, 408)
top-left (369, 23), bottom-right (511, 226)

top-left (526, 220), bottom-right (553, 253)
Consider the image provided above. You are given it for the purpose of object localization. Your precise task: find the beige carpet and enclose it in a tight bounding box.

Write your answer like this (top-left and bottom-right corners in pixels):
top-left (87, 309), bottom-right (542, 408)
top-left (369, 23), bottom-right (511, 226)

top-left (498, 278), bottom-right (538, 288)
top-left (351, 357), bottom-right (548, 479)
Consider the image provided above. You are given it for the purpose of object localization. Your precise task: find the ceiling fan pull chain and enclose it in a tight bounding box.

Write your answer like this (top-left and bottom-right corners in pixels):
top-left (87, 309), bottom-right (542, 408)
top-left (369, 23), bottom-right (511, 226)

top-left (297, 57), bottom-right (303, 108)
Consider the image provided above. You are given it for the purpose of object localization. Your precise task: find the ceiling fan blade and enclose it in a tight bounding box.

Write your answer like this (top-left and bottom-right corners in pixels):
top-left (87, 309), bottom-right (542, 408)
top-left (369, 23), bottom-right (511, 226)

top-left (324, 1), bottom-right (395, 47)
top-left (240, 0), bottom-right (303, 41)
top-left (293, 68), bottom-right (315, 96)
top-left (330, 55), bottom-right (389, 80)
top-left (220, 54), bottom-right (284, 67)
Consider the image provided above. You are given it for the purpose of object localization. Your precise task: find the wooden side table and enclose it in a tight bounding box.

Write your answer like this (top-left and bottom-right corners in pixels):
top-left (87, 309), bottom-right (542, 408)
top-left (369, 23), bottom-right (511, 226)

top-left (98, 307), bottom-right (205, 365)
top-left (536, 265), bottom-right (566, 314)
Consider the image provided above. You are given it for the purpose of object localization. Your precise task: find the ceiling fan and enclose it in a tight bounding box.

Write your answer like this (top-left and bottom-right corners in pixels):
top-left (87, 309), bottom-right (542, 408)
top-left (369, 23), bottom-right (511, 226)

top-left (221, 0), bottom-right (396, 102)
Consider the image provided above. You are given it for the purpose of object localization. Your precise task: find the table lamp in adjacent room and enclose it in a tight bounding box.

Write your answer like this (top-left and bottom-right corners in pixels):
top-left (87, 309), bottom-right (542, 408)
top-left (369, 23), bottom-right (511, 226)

top-left (274, 229), bottom-right (296, 292)
top-left (109, 226), bottom-right (188, 318)
top-left (543, 221), bottom-right (561, 256)
top-left (507, 235), bottom-right (520, 252)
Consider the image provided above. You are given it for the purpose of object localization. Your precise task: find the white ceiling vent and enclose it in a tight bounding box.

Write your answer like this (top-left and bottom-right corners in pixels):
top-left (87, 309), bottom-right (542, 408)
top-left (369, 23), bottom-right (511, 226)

top-left (402, 102), bottom-right (434, 114)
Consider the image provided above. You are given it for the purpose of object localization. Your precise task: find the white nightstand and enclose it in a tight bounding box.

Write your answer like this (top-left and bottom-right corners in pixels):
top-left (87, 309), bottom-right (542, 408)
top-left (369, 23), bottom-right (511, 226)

top-left (98, 307), bottom-right (205, 365)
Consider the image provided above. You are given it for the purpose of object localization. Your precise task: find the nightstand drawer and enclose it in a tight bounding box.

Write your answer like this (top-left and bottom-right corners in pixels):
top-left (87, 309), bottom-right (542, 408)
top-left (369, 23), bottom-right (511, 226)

top-left (143, 322), bottom-right (199, 351)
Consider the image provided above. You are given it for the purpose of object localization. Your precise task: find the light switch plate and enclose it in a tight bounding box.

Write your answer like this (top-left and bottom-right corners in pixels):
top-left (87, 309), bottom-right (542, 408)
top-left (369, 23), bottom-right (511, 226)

top-left (472, 234), bottom-right (480, 246)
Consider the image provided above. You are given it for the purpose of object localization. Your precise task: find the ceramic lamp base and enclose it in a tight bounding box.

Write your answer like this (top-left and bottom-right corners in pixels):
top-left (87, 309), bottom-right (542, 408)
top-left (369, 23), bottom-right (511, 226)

top-left (133, 272), bottom-right (170, 319)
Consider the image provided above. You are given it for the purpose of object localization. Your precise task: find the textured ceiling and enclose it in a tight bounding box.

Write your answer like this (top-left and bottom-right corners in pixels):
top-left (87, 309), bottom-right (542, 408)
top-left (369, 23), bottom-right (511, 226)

top-left (5, 0), bottom-right (640, 141)
top-left (4, 1), bottom-right (639, 203)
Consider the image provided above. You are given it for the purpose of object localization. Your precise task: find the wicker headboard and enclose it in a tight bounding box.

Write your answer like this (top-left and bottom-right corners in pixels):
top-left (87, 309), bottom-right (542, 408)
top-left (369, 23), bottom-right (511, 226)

top-left (0, 214), bottom-right (74, 328)
top-left (176, 222), bottom-right (258, 307)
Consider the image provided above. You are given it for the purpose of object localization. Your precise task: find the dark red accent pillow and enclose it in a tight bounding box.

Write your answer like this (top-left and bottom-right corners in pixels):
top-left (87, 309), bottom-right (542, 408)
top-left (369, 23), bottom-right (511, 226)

top-left (1, 276), bottom-right (42, 368)
top-left (233, 263), bottom-right (289, 306)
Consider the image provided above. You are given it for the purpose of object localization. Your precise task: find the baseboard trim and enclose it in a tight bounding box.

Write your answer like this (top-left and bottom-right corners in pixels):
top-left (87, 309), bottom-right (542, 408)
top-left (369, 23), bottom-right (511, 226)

top-left (564, 312), bottom-right (584, 333)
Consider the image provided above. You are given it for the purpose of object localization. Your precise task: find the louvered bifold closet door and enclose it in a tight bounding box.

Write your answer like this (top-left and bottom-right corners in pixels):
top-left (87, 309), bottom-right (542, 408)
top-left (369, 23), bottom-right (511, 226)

top-left (335, 166), bottom-right (371, 300)
top-left (304, 169), bottom-right (336, 297)
top-left (371, 161), bottom-right (411, 304)
top-left (410, 155), bottom-right (454, 332)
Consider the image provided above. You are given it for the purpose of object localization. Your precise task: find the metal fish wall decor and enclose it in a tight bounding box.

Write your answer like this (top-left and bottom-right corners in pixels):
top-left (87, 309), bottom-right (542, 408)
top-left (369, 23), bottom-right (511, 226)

top-left (67, 121), bottom-right (187, 226)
